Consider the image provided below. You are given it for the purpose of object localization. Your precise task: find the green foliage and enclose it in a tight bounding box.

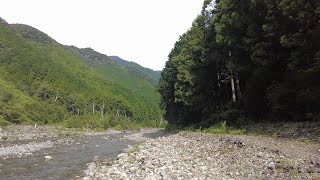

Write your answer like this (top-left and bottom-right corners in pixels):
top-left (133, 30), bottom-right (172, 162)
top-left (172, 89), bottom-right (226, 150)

top-left (128, 145), bottom-right (140, 155)
top-left (10, 24), bottom-right (56, 44)
top-left (159, 0), bottom-right (320, 128)
top-left (67, 46), bottom-right (163, 124)
top-left (60, 114), bottom-right (143, 131)
top-left (0, 117), bottom-right (12, 127)
top-left (66, 46), bottom-right (114, 66)
top-left (109, 56), bottom-right (161, 86)
top-left (201, 121), bottom-right (245, 135)
top-left (61, 115), bottom-right (106, 130)
top-left (0, 20), bottom-right (162, 127)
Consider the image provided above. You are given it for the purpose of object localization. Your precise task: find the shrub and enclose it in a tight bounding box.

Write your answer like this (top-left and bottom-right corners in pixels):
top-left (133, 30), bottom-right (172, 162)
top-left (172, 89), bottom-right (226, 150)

top-left (0, 116), bottom-right (12, 127)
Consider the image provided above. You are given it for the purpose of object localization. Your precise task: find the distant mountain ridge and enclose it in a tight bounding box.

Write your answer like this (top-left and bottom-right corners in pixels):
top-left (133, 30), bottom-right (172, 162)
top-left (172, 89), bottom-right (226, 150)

top-left (0, 17), bottom-right (162, 126)
top-left (66, 45), bottom-right (159, 99)
top-left (109, 56), bottom-right (161, 86)
top-left (66, 46), bottom-right (115, 66)
top-left (10, 24), bottom-right (57, 44)
top-left (65, 45), bottom-right (161, 86)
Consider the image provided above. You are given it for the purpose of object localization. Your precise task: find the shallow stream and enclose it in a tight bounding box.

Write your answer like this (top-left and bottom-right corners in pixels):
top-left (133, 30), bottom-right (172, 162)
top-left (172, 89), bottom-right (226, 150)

top-left (0, 133), bottom-right (135, 179)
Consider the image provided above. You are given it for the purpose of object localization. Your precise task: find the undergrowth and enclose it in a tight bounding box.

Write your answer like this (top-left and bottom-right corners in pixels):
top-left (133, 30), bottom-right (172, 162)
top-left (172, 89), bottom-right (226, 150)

top-left (166, 120), bottom-right (320, 144)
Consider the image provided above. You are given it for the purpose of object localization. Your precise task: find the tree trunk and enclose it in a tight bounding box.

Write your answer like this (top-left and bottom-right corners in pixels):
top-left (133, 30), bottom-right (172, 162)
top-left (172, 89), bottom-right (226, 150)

top-left (235, 77), bottom-right (242, 100)
top-left (231, 75), bottom-right (237, 102)
top-left (101, 101), bottom-right (104, 119)
top-left (54, 93), bottom-right (59, 102)
top-left (224, 83), bottom-right (229, 104)
top-left (92, 103), bottom-right (95, 115)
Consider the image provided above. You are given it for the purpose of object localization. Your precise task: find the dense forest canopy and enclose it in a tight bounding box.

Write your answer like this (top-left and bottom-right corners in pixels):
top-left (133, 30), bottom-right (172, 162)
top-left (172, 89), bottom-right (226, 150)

top-left (159, 0), bottom-right (320, 127)
top-left (109, 56), bottom-right (161, 87)
top-left (0, 19), bottom-right (162, 127)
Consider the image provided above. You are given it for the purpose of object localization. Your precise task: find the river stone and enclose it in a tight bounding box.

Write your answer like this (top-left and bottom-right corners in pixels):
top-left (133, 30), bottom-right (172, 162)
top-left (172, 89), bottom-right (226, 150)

top-left (129, 166), bottom-right (137, 173)
top-left (45, 155), bottom-right (52, 160)
top-left (268, 162), bottom-right (275, 170)
top-left (81, 130), bottom-right (320, 180)
top-left (117, 153), bottom-right (128, 159)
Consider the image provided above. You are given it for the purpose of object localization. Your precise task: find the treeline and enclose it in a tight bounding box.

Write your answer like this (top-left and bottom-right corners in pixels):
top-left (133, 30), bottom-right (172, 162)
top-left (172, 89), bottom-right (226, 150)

top-left (109, 56), bottom-right (161, 87)
top-left (0, 19), bottom-right (162, 128)
top-left (159, 0), bottom-right (320, 127)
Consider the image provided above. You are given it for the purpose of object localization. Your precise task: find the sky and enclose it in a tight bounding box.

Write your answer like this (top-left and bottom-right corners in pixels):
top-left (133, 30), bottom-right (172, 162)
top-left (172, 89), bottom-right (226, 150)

top-left (0, 0), bottom-right (204, 71)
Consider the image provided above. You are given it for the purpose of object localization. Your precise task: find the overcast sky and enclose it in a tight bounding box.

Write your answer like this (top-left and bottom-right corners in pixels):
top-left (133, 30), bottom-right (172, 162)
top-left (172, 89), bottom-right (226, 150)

top-left (0, 0), bottom-right (204, 70)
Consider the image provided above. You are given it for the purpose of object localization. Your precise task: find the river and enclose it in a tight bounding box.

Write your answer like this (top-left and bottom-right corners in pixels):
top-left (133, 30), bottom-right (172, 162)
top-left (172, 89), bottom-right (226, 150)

top-left (0, 132), bottom-right (136, 179)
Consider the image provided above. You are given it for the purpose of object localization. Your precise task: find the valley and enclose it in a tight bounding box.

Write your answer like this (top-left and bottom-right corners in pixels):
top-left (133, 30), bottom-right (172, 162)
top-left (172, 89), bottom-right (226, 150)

top-left (1, 0), bottom-right (320, 178)
top-left (0, 18), bottom-right (162, 128)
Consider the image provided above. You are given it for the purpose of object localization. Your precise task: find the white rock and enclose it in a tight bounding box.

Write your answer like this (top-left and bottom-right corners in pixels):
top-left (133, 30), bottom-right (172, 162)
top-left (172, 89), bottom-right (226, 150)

top-left (45, 155), bottom-right (52, 160)
top-left (129, 166), bottom-right (137, 173)
top-left (268, 162), bottom-right (275, 170)
top-left (117, 153), bottom-right (128, 159)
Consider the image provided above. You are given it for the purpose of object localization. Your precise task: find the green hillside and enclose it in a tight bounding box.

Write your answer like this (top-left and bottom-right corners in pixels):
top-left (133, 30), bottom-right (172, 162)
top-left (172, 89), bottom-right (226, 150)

top-left (0, 19), bottom-right (162, 127)
top-left (66, 46), bottom-right (162, 123)
top-left (109, 56), bottom-right (161, 86)
top-left (67, 46), bottom-right (114, 66)
top-left (66, 46), bottom-right (157, 96)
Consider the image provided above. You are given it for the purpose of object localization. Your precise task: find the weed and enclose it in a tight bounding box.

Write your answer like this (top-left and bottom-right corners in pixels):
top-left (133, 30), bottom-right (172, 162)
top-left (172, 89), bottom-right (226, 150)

top-left (128, 145), bottom-right (140, 155)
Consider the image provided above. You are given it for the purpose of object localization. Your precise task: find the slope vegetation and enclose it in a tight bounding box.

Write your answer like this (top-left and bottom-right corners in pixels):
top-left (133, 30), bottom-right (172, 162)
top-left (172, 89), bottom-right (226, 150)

top-left (109, 56), bottom-right (161, 86)
top-left (67, 46), bottom-right (162, 124)
top-left (0, 19), bottom-right (161, 127)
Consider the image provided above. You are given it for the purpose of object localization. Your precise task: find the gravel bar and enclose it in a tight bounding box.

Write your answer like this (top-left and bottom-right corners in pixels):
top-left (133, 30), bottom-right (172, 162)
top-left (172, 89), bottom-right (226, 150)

top-left (83, 131), bottom-right (320, 180)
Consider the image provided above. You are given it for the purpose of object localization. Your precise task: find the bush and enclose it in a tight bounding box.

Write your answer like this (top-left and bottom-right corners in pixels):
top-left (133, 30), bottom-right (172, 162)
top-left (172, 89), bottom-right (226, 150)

top-left (61, 114), bottom-right (143, 131)
top-left (0, 116), bottom-right (12, 127)
top-left (199, 112), bottom-right (222, 129)
top-left (62, 115), bottom-right (104, 129)
top-left (221, 109), bottom-right (246, 127)
top-left (202, 121), bottom-right (227, 134)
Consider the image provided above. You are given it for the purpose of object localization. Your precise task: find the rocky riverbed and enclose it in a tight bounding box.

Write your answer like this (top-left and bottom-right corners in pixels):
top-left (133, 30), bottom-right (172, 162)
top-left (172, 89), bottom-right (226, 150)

top-left (83, 131), bottom-right (320, 180)
top-left (0, 125), bottom-right (124, 159)
top-left (0, 125), bottom-right (139, 179)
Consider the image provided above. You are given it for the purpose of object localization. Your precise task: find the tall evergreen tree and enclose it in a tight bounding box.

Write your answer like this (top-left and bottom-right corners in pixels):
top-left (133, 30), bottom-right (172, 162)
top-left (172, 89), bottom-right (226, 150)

top-left (159, 0), bottom-right (320, 126)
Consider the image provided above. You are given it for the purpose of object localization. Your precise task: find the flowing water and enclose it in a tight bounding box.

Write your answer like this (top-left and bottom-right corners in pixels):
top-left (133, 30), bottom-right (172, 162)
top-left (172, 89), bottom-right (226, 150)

top-left (0, 133), bottom-right (136, 179)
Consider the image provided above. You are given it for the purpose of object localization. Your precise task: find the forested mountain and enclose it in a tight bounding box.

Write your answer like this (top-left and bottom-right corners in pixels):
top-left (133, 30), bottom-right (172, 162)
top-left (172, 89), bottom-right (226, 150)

top-left (109, 56), bottom-right (161, 86)
top-left (159, 0), bottom-right (320, 126)
top-left (66, 46), bottom-right (114, 66)
top-left (66, 45), bottom-right (161, 120)
top-left (0, 18), bottom-right (162, 126)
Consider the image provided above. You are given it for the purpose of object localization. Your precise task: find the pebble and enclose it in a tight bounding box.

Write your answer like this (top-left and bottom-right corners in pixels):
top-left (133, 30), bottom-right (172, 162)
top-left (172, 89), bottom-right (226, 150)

top-left (268, 162), bottom-right (275, 170)
top-left (45, 155), bottom-right (53, 160)
top-left (0, 141), bottom-right (54, 158)
top-left (80, 130), bottom-right (320, 180)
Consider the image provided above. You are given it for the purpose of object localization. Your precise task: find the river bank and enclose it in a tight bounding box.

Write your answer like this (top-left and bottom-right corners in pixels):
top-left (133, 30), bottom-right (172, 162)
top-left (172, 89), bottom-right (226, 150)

top-left (0, 125), bottom-right (142, 179)
top-left (2, 125), bottom-right (320, 179)
top-left (83, 131), bottom-right (320, 180)
top-left (0, 125), bottom-right (125, 159)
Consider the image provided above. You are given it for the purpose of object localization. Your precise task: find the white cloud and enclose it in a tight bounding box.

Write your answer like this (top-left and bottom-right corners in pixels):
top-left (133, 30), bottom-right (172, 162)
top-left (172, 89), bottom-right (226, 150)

top-left (0, 0), bottom-right (204, 70)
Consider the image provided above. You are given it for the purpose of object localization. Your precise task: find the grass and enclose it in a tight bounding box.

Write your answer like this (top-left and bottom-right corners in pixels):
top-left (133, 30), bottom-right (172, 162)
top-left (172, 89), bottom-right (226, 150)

top-left (127, 145), bottom-right (140, 164)
top-left (1, 112), bottom-right (165, 134)
top-left (166, 121), bottom-right (245, 135)
top-left (201, 121), bottom-right (245, 135)
top-left (57, 113), bottom-right (166, 132)
top-left (241, 121), bottom-right (320, 144)
top-left (128, 145), bottom-right (140, 155)
top-left (59, 115), bottom-right (141, 131)
top-left (0, 117), bottom-right (12, 127)
top-left (166, 120), bottom-right (320, 144)
top-left (56, 129), bottom-right (81, 137)
top-left (275, 158), bottom-right (299, 177)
